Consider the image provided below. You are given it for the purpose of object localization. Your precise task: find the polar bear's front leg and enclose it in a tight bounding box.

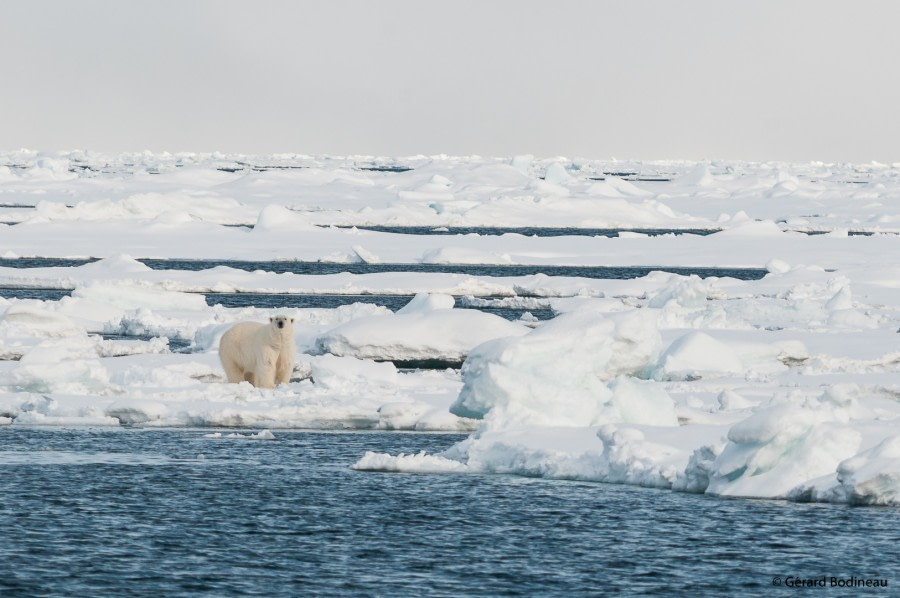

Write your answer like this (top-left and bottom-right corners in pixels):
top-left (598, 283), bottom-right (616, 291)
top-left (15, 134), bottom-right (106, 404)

top-left (275, 353), bottom-right (294, 385)
top-left (254, 349), bottom-right (278, 389)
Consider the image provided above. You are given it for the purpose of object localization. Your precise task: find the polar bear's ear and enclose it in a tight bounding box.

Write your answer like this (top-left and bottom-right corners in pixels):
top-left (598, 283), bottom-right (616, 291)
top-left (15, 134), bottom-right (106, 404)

top-left (290, 318), bottom-right (295, 323)
top-left (269, 317), bottom-right (274, 323)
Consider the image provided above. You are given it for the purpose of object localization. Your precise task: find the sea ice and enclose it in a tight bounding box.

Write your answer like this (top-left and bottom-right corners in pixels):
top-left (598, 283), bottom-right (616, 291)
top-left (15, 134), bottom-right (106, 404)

top-left (2, 151), bottom-right (900, 505)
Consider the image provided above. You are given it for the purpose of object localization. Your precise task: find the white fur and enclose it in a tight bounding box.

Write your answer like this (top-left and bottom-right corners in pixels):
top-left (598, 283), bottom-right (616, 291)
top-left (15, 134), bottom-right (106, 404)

top-left (219, 316), bottom-right (296, 388)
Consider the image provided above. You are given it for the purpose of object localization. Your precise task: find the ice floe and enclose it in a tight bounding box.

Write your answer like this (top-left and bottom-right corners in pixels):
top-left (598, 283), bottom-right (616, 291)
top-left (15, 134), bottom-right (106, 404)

top-left (2, 151), bottom-right (900, 506)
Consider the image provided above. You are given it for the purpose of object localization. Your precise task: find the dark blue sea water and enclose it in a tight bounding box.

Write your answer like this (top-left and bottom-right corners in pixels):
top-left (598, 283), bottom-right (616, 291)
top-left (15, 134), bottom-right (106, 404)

top-left (0, 286), bottom-right (552, 324)
top-left (202, 293), bottom-right (555, 322)
top-left (0, 257), bottom-right (769, 281)
top-left (336, 226), bottom-right (717, 237)
top-left (0, 257), bottom-right (765, 331)
top-left (141, 259), bottom-right (770, 280)
top-left (340, 225), bottom-right (883, 237)
top-left (0, 428), bottom-right (896, 597)
top-left (0, 287), bottom-right (71, 301)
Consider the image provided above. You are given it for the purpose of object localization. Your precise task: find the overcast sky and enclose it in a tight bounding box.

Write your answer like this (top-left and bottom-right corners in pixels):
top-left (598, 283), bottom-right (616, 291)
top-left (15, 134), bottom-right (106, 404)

top-left (2, 0), bottom-right (898, 162)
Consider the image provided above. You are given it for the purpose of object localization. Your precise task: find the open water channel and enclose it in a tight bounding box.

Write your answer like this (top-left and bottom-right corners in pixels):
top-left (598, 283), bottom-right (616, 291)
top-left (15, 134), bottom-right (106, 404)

top-left (0, 428), bottom-right (896, 597)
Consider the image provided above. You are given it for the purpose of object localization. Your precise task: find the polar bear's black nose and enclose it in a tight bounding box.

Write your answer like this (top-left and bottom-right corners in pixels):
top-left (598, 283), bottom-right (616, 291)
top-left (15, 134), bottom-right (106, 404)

top-left (277, 320), bottom-right (284, 328)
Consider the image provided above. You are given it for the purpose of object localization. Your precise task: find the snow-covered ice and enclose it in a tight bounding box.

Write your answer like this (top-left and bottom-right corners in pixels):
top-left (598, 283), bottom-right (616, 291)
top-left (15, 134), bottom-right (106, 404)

top-left (2, 151), bottom-right (900, 505)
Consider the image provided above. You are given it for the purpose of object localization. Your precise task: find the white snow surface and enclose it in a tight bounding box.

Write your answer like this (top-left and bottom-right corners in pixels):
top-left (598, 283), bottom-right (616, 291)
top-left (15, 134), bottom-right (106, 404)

top-left (3, 151), bottom-right (900, 505)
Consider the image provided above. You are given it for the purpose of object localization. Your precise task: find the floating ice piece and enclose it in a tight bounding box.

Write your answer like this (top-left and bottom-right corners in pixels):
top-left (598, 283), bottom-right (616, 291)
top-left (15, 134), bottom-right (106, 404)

top-left (766, 258), bottom-right (791, 274)
top-left (315, 309), bottom-right (528, 362)
top-left (674, 443), bottom-right (724, 493)
top-left (398, 175), bottom-right (454, 200)
top-left (825, 286), bottom-right (853, 310)
top-left (1, 305), bottom-right (86, 337)
top-left (396, 292), bottom-right (454, 314)
top-left (653, 332), bottom-right (744, 380)
top-left (586, 180), bottom-right (625, 197)
top-left (716, 390), bottom-right (756, 411)
top-left (105, 399), bottom-right (168, 425)
top-left (73, 282), bottom-right (208, 311)
top-left (352, 450), bottom-right (470, 473)
top-left (310, 354), bottom-right (398, 390)
top-left (706, 398), bottom-right (863, 499)
top-left (376, 402), bottom-right (433, 430)
top-left (543, 162), bottom-right (573, 185)
top-left (826, 309), bottom-right (879, 330)
top-left (527, 178), bottom-right (570, 196)
top-left (420, 246), bottom-right (515, 264)
top-left (25, 157), bottom-right (76, 181)
top-left (677, 163), bottom-right (715, 187)
top-left (79, 254), bottom-right (154, 274)
top-left (828, 436), bottom-right (900, 505)
top-left (647, 275), bottom-right (711, 309)
top-left (14, 412), bottom-right (120, 426)
top-left (11, 337), bottom-right (111, 394)
top-left (204, 430), bottom-right (276, 440)
top-left (351, 245), bottom-right (380, 264)
top-left (254, 205), bottom-right (316, 231)
top-left (604, 176), bottom-right (653, 197)
top-left (420, 174), bottom-right (452, 190)
top-left (716, 219), bottom-right (784, 237)
top-left (607, 377), bottom-right (679, 427)
top-left (510, 154), bottom-right (533, 175)
top-left (451, 310), bottom-right (670, 427)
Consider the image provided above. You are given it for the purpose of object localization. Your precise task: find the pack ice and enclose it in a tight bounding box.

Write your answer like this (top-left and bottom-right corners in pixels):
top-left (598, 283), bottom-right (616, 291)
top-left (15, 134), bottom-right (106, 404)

top-left (2, 150), bottom-right (900, 505)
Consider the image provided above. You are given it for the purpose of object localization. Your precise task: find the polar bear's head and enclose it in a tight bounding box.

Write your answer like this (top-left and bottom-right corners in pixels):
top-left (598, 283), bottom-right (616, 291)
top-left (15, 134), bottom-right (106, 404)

top-left (270, 315), bottom-right (294, 331)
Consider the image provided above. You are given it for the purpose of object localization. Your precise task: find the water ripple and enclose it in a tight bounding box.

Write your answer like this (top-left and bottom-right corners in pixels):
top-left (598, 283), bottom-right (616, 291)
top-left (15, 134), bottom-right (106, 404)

top-left (0, 428), bottom-right (897, 596)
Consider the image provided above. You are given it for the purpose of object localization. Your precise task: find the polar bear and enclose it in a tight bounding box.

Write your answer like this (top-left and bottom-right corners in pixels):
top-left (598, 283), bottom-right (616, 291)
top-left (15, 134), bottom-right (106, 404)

top-left (219, 315), bottom-right (295, 388)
